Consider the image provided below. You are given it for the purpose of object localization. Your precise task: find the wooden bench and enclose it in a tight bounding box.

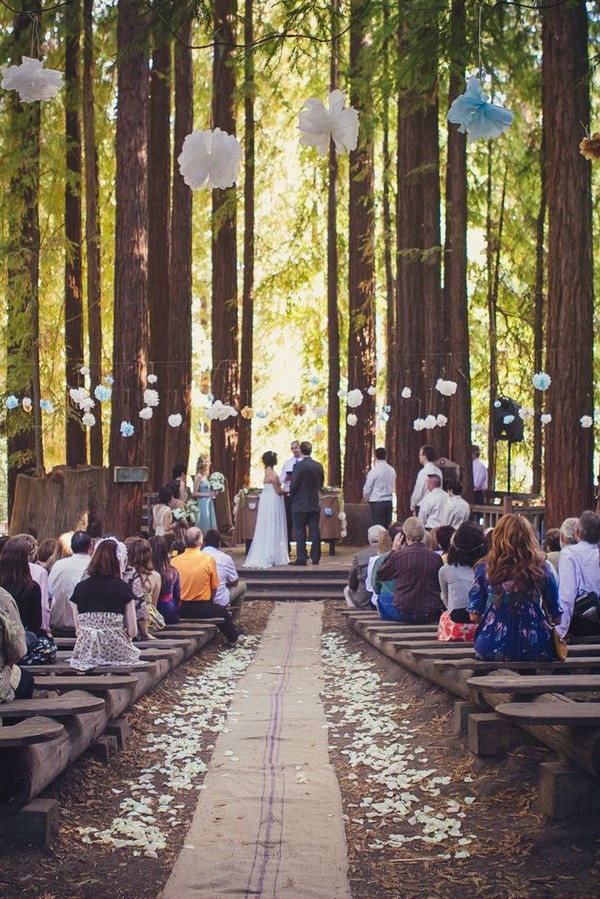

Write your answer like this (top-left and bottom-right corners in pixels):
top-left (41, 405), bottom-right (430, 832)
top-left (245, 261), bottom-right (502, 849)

top-left (0, 693), bottom-right (105, 719)
top-left (0, 717), bottom-right (64, 747)
top-left (496, 702), bottom-right (600, 726)
top-left (434, 657), bottom-right (600, 672)
top-left (467, 674), bottom-right (600, 695)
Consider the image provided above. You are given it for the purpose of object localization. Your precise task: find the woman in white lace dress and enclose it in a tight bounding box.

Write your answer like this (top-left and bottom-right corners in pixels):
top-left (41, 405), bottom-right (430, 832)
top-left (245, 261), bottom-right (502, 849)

top-left (243, 451), bottom-right (289, 569)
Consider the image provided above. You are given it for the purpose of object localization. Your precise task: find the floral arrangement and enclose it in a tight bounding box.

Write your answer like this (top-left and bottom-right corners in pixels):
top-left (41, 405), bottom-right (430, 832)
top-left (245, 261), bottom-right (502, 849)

top-left (172, 499), bottom-right (198, 524)
top-left (209, 471), bottom-right (226, 493)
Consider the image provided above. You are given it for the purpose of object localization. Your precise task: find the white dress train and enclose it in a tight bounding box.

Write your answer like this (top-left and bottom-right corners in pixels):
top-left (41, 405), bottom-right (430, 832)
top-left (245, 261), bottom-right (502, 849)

top-left (243, 483), bottom-right (289, 569)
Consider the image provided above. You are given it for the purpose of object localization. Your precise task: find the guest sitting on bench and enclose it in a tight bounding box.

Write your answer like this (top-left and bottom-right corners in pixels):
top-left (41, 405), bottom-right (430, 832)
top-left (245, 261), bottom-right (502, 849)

top-left (437, 522), bottom-right (486, 643)
top-left (557, 511), bottom-right (600, 639)
top-left (343, 525), bottom-right (387, 609)
top-left (0, 586), bottom-right (33, 701)
top-left (376, 518), bottom-right (443, 623)
top-left (69, 538), bottom-right (140, 672)
top-left (467, 514), bottom-right (563, 661)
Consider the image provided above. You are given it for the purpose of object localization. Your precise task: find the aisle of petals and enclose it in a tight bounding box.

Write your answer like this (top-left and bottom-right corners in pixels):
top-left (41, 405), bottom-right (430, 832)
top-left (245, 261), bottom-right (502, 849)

top-left (78, 638), bottom-right (259, 856)
top-left (320, 632), bottom-right (476, 858)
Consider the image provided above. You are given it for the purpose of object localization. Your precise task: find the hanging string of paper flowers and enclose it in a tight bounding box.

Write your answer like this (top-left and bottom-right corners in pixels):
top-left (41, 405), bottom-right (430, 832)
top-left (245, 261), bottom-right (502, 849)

top-left (1, 55), bottom-right (63, 103)
top-left (178, 128), bottom-right (242, 190)
top-left (298, 89), bottom-right (359, 157)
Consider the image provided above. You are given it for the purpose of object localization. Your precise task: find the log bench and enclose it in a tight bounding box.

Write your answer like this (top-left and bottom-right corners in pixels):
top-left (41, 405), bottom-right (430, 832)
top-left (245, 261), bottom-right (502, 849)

top-left (0, 693), bottom-right (105, 719)
top-left (0, 717), bottom-right (64, 747)
top-left (496, 702), bottom-right (600, 726)
top-left (467, 674), bottom-right (600, 696)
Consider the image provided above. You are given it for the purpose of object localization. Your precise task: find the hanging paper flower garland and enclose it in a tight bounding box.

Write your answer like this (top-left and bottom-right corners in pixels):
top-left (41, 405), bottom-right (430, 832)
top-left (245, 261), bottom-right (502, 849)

top-left (139, 407), bottom-right (153, 420)
top-left (580, 415), bottom-right (593, 428)
top-left (532, 371), bottom-right (551, 391)
top-left (206, 400), bottom-right (238, 421)
top-left (541, 413), bottom-right (552, 426)
top-left (120, 421), bottom-right (134, 437)
top-left (401, 387), bottom-right (412, 399)
top-left (82, 412), bottom-right (96, 427)
top-left (435, 378), bottom-right (458, 397)
top-left (40, 399), bottom-right (54, 414)
top-left (1, 56), bottom-right (63, 102)
top-left (347, 413), bottom-right (358, 427)
top-left (580, 132), bottom-right (600, 161)
top-left (94, 384), bottom-right (111, 402)
top-left (178, 128), bottom-right (242, 190)
top-left (147, 373), bottom-right (158, 385)
top-left (298, 89), bottom-right (359, 157)
top-left (168, 414), bottom-right (183, 428)
top-left (240, 406), bottom-right (254, 419)
top-left (346, 389), bottom-right (363, 408)
top-left (447, 77), bottom-right (513, 142)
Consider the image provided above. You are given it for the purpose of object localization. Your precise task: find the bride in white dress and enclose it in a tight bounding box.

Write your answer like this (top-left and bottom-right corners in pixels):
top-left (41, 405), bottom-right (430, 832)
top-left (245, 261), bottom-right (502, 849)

top-left (243, 451), bottom-right (289, 569)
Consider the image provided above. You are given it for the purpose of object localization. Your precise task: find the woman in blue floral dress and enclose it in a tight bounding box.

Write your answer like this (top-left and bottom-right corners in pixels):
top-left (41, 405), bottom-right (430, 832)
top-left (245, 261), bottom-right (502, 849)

top-left (467, 514), bottom-right (563, 661)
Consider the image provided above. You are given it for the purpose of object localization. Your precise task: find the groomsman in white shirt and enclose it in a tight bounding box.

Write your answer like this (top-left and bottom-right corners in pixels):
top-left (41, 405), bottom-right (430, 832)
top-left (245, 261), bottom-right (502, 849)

top-left (410, 445), bottom-right (443, 515)
top-left (363, 447), bottom-right (396, 528)
top-left (280, 440), bottom-right (302, 552)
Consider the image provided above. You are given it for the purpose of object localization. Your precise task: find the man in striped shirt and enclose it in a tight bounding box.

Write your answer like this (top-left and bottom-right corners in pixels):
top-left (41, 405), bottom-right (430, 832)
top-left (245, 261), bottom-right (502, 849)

top-left (375, 518), bottom-right (443, 623)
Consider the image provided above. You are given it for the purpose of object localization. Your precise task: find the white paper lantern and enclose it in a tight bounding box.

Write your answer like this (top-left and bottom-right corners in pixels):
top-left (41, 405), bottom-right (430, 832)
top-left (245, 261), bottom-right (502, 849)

top-left (1, 56), bottom-right (63, 103)
top-left (178, 128), bottom-right (242, 191)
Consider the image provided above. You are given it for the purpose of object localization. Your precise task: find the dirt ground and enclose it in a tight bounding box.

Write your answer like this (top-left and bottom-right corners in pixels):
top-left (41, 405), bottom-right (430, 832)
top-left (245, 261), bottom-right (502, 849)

top-left (1, 601), bottom-right (600, 899)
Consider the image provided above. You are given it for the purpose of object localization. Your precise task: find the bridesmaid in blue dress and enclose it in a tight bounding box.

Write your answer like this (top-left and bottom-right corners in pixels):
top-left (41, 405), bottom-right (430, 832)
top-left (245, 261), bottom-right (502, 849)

top-left (193, 456), bottom-right (217, 533)
top-left (467, 514), bottom-right (563, 661)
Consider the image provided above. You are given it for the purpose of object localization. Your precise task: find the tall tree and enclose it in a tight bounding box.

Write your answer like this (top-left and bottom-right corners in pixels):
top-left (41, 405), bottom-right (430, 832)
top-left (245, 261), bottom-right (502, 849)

top-left (164, 13), bottom-right (193, 483)
top-left (485, 156), bottom-right (507, 492)
top-left (211, 0), bottom-right (240, 501)
top-left (393, 3), bottom-right (443, 516)
top-left (443, 0), bottom-right (472, 496)
top-left (83, 0), bottom-right (103, 466)
top-left (147, 34), bottom-right (171, 488)
top-left (542, 1), bottom-right (594, 524)
top-left (4, 2), bottom-right (42, 511)
top-left (64, 0), bottom-right (87, 467)
top-left (382, 0), bottom-right (396, 465)
top-left (105, 0), bottom-right (149, 536)
top-left (326, 0), bottom-right (341, 488)
top-left (532, 139), bottom-right (546, 497)
top-left (343, 0), bottom-right (376, 504)
top-left (237, 0), bottom-right (255, 488)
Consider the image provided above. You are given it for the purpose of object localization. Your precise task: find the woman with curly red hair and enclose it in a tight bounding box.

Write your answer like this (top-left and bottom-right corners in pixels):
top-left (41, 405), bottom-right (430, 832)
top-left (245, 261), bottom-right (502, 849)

top-left (467, 514), bottom-right (563, 661)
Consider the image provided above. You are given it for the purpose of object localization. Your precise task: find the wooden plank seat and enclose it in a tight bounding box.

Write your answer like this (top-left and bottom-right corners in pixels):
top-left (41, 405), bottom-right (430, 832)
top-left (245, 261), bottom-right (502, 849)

top-left (433, 657), bottom-right (600, 672)
top-left (0, 717), bottom-right (64, 747)
top-left (496, 702), bottom-right (600, 726)
top-left (24, 661), bottom-right (152, 675)
top-left (467, 674), bottom-right (600, 695)
top-left (0, 692), bottom-right (105, 719)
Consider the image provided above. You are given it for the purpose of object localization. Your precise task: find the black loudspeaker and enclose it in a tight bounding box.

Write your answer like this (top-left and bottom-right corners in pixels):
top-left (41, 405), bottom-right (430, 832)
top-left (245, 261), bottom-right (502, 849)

top-left (492, 397), bottom-right (524, 442)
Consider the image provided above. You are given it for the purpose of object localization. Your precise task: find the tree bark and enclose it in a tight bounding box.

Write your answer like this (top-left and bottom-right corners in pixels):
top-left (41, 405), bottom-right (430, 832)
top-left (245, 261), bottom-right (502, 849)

top-left (532, 140), bottom-right (546, 497)
top-left (105, 0), bottom-right (149, 537)
top-left (83, 0), bottom-right (103, 466)
top-left (147, 38), bottom-right (171, 488)
top-left (326, 0), bottom-right (341, 488)
top-left (542, 2), bottom-right (594, 524)
top-left (443, 0), bottom-right (472, 496)
top-left (237, 0), bottom-right (254, 489)
top-left (64, 0), bottom-right (87, 468)
top-left (211, 0), bottom-right (240, 503)
top-left (5, 1), bottom-right (42, 512)
top-left (343, 0), bottom-right (376, 504)
top-left (382, 0), bottom-right (396, 464)
top-left (164, 14), bottom-right (193, 484)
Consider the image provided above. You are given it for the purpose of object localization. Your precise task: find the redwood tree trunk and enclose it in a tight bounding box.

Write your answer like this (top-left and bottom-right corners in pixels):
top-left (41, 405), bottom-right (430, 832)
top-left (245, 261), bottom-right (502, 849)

top-left (164, 15), bottom-right (193, 483)
top-left (542, 2), bottom-right (594, 524)
top-left (211, 0), bottom-right (240, 502)
top-left (5, 1), bottom-right (42, 511)
top-left (532, 140), bottom-right (546, 497)
top-left (382, 0), bottom-right (396, 463)
top-left (64, 0), bottom-right (87, 467)
top-left (342, 0), bottom-right (376, 504)
top-left (443, 0), bottom-right (472, 495)
top-left (327, 0), bottom-right (341, 488)
top-left (83, 0), bottom-right (103, 466)
top-left (147, 38), bottom-right (171, 488)
top-left (237, 0), bottom-right (254, 489)
top-left (105, 0), bottom-right (149, 537)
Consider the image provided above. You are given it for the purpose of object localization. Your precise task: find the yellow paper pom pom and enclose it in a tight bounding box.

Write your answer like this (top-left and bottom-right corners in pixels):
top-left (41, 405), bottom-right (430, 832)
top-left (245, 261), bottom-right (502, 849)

top-left (240, 406), bottom-right (254, 419)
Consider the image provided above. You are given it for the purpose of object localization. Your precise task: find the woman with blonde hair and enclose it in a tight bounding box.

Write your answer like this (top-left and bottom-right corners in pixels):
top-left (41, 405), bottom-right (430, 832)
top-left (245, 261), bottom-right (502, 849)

top-left (192, 456), bottom-right (217, 533)
top-left (467, 514), bottom-right (563, 661)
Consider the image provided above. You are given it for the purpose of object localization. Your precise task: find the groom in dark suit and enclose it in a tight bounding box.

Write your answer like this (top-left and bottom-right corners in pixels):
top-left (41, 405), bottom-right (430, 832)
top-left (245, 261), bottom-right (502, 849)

top-left (290, 440), bottom-right (325, 566)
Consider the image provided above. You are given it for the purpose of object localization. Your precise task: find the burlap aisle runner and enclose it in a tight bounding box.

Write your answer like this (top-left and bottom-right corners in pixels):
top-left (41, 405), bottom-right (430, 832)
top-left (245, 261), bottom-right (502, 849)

top-left (162, 602), bottom-right (351, 899)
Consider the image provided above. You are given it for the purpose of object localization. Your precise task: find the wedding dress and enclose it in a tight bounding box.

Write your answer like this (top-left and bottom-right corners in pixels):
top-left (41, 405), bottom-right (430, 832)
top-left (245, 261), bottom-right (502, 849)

top-left (243, 482), bottom-right (289, 568)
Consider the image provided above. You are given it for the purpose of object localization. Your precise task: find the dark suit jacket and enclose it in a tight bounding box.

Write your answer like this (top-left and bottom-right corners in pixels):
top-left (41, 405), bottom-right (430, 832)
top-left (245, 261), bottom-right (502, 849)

top-left (290, 456), bottom-right (324, 514)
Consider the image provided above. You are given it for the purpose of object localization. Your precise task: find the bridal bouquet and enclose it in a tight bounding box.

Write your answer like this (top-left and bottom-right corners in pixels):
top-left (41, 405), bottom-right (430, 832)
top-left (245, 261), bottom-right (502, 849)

top-left (209, 471), bottom-right (226, 493)
top-left (172, 499), bottom-right (198, 524)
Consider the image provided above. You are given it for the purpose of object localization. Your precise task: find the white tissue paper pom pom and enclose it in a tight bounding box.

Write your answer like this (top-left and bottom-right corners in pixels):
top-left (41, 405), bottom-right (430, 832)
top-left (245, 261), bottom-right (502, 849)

top-left (298, 89), bottom-right (359, 157)
top-left (347, 413), bottom-right (358, 426)
top-left (69, 386), bottom-right (88, 407)
top-left (1, 56), bottom-right (63, 102)
top-left (168, 413), bottom-right (183, 428)
top-left (518, 406), bottom-right (534, 421)
top-left (147, 374), bottom-right (158, 384)
top-left (401, 386), bottom-right (412, 399)
top-left (423, 414), bottom-right (437, 430)
top-left (346, 388), bottom-right (364, 408)
top-left (532, 371), bottom-right (551, 391)
top-left (580, 415), bottom-right (593, 429)
top-left (541, 413), bottom-right (552, 425)
top-left (366, 385), bottom-right (377, 396)
top-left (82, 412), bottom-right (96, 427)
top-left (337, 389), bottom-right (347, 400)
top-left (436, 414), bottom-right (448, 427)
top-left (139, 407), bottom-right (153, 420)
top-left (413, 418), bottom-right (425, 431)
top-left (143, 389), bottom-right (160, 408)
top-left (435, 378), bottom-right (458, 397)
top-left (178, 128), bottom-right (242, 191)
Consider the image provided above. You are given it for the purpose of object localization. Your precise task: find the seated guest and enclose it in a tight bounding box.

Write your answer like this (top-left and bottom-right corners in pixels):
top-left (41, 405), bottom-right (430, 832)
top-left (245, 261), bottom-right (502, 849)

top-left (202, 529), bottom-right (246, 618)
top-left (48, 531), bottom-right (94, 632)
top-left (0, 538), bottom-right (43, 640)
top-left (15, 533), bottom-right (50, 633)
top-left (45, 532), bottom-right (74, 572)
top-left (430, 525), bottom-right (455, 562)
top-left (149, 536), bottom-right (181, 624)
top-left (376, 518), bottom-right (444, 623)
top-left (559, 517), bottom-right (579, 550)
top-left (557, 511), bottom-right (600, 639)
top-left (417, 474), bottom-right (448, 531)
top-left (371, 525), bottom-right (403, 608)
top-left (443, 481), bottom-right (471, 528)
top-left (365, 528), bottom-right (393, 608)
top-left (171, 527), bottom-right (241, 646)
top-left (467, 514), bottom-right (562, 661)
top-left (343, 525), bottom-right (387, 609)
top-left (124, 537), bottom-right (158, 641)
top-left (35, 538), bottom-right (58, 570)
top-left (69, 538), bottom-right (140, 672)
top-left (437, 522), bottom-right (486, 643)
top-left (0, 586), bottom-right (33, 701)
top-left (544, 528), bottom-right (561, 574)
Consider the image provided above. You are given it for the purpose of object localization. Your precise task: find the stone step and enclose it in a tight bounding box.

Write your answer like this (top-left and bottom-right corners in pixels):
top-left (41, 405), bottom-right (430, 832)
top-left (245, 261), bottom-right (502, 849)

top-left (240, 569), bottom-right (347, 581)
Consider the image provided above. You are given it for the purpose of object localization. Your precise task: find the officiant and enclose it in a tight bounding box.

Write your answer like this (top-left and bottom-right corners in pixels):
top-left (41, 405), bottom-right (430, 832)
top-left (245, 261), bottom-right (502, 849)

top-left (280, 440), bottom-right (301, 552)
